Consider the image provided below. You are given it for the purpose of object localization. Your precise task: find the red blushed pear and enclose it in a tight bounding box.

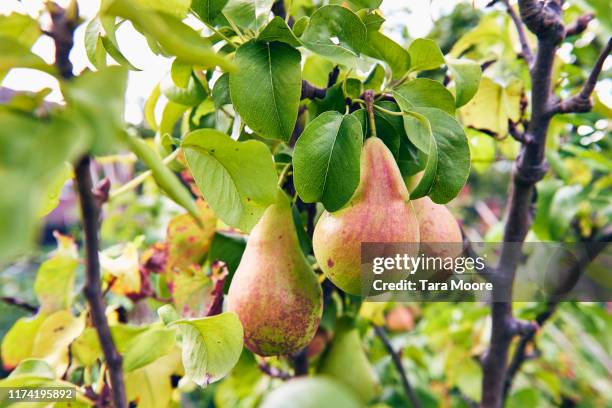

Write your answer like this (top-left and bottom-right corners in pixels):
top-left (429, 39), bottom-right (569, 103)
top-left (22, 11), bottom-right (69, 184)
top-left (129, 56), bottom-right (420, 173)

top-left (412, 196), bottom-right (463, 281)
top-left (313, 137), bottom-right (420, 295)
top-left (227, 192), bottom-right (323, 356)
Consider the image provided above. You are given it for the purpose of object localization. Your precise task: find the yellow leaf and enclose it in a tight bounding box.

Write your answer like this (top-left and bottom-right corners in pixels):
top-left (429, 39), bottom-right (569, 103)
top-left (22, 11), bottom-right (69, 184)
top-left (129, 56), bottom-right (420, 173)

top-left (100, 240), bottom-right (141, 295)
top-left (0, 314), bottom-right (45, 370)
top-left (31, 311), bottom-right (85, 376)
top-left (125, 347), bottom-right (182, 408)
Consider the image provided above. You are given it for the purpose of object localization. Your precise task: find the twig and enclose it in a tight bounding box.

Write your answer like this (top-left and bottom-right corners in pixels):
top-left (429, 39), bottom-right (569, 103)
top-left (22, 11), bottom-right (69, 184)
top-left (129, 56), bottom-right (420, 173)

top-left (75, 157), bottom-right (127, 408)
top-left (109, 148), bottom-right (181, 200)
top-left (555, 37), bottom-right (612, 114)
top-left (374, 325), bottom-right (421, 408)
top-left (565, 13), bottom-right (594, 37)
top-left (301, 80), bottom-right (327, 100)
top-left (258, 360), bottom-right (292, 380)
top-left (291, 348), bottom-right (309, 376)
top-left (1, 297), bottom-right (38, 313)
top-left (364, 90), bottom-right (377, 138)
top-left (502, 0), bottom-right (534, 65)
top-left (50, 6), bottom-right (127, 404)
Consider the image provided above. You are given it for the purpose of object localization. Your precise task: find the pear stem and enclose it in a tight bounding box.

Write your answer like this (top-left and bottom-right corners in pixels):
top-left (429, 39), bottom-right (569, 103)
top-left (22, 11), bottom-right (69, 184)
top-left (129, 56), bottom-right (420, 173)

top-left (364, 90), bottom-right (377, 138)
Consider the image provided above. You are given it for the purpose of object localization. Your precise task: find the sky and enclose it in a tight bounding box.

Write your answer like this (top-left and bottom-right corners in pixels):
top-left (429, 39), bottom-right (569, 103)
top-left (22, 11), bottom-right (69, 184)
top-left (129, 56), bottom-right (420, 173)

top-left (1, 0), bottom-right (607, 125)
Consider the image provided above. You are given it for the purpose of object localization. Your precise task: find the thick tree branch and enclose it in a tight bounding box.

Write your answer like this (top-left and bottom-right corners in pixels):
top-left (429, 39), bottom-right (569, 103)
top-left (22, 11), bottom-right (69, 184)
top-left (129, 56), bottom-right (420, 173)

top-left (75, 158), bottom-right (127, 408)
top-left (555, 37), bottom-right (612, 114)
top-left (481, 2), bottom-right (566, 407)
top-left (374, 325), bottom-right (421, 408)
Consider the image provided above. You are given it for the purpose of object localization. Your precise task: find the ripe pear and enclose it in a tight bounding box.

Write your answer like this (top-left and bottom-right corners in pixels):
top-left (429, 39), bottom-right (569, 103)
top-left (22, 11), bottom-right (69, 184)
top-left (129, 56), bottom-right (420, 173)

top-left (412, 196), bottom-right (463, 281)
top-left (227, 193), bottom-right (323, 356)
top-left (318, 318), bottom-right (381, 403)
top-left (313, 137), bottom-right (420, 295)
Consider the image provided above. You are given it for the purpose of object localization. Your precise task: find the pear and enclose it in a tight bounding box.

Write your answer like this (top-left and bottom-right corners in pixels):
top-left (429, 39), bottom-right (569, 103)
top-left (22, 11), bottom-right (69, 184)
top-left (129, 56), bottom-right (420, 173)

top-left (313, 137), bottom-right (420, 295)
top-left (412, 196), bottom-right (463, 281)
top-left (227, 193), bottom-right (323, 356)
top-left (318, 318), bottom-right (381, 403)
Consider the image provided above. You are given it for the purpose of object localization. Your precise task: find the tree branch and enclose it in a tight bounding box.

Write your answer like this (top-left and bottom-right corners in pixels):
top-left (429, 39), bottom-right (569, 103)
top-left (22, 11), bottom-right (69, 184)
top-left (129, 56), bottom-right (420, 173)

top-left (555, 37), bottom-right (612, 114)
top-left (503, 0), bottom-right (534, 65)
top-left (50, 4), bottom-right (126, 406)
top-left (75, 158), bottom-right (127, 408)
top-left (481, 2), bottom-right (567, 407)
top-left (565, 13), bottom-right (594, 37)
top-left (374, 325), bottom-right (421, 408)
top-left (258, 360), bottom-right (292, 380)
top-left (1, 297), bottom-right (38, 313)
top-left (301, 80), bottom-right (327, 100)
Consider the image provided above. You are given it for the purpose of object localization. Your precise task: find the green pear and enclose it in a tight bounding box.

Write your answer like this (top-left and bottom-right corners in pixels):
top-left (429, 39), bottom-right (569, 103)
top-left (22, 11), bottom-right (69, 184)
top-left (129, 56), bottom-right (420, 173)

top-left (313, 137), bottom-right (420, 295)
top-left (261, 376), bottom-right (361, 408)
top-left (227, 193), bottom-right (323, 356)
top-left (318, 318), bottom-right (381, 403)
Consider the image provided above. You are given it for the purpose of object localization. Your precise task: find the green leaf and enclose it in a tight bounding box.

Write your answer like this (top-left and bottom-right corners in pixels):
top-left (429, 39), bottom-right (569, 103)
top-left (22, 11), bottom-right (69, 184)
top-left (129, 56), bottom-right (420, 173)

top-left (364, 63), bottom-right (385, 91)
top-left (103, 0), bottom-right (233, 71)
top-left (122, 328), bottom-right (176, 372)
top-left (352, 103), bottom-right (402, 158)
top-left (447, 59), bottom-right (481, 108)
top-left (38, 162), bottom-right (72, 217)
top-left (0, 37), bottom-right (55, 74)
top-left (362, 30), bottom-right (410, 79)
top-left (403, 108), bottom-right (470, 203)
top-left (548, 185), bottom-right (584, 240)
top-left (261, 377), bottom-right (361, 408)
top-left (183, 129), bottom-right (279, 231)
top-left (258, 16), bottom-right (301, 47)
top-left (212, 73), bottom-right (231, 107)
top-left (101, 36), bottom-right (141, 71)
top-left (0, 110), bottom-right (89, 263)
top-left (171, 312), bottom-right (243, 386)
top-left (161, 72), bottom-right (206, 106)
top-left (303, 54), bottom-right (335, 88)
top-left (85, 18), bottom-right (108, 70)
top-left (124, 134), bottom-right (200, 221)
top-left (407, 38), bottom-right (445, 72)
top-left (221, 0), bottom-right (275, 31)
top-left (229, 40), bottom-right (301, 141)
top-left (34, 236), bottom-right (78, 313)
top-left (293, 112), bottom-right (363, 212)
top-left (403, 110), bottom-right (438, 198)
top-left (532, 179), bottom-right (564, 240)
top-left (0, 13), bottom-right (40, 46)
top-left (144, 84), bottom-right (161, 130)
top-left (300, 5), bottom-right (367, 67)
top-left (192, 0), bottom-right (229, 24)
top-left (134, 0), bottom-right (191, 18)
top-left (62, 66), bottom-right (128, 155)
top-left (393, 78), bottom-right (455, 115)
top-left (208, 232), bottom-right (247, 292)
top-left (8, 358), bottom-right (54, 379)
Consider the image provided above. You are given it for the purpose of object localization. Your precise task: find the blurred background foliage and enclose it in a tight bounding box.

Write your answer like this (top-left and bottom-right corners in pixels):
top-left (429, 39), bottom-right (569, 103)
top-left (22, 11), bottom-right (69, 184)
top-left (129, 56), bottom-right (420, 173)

top-left (0, 0), bottom-right (610, 407)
